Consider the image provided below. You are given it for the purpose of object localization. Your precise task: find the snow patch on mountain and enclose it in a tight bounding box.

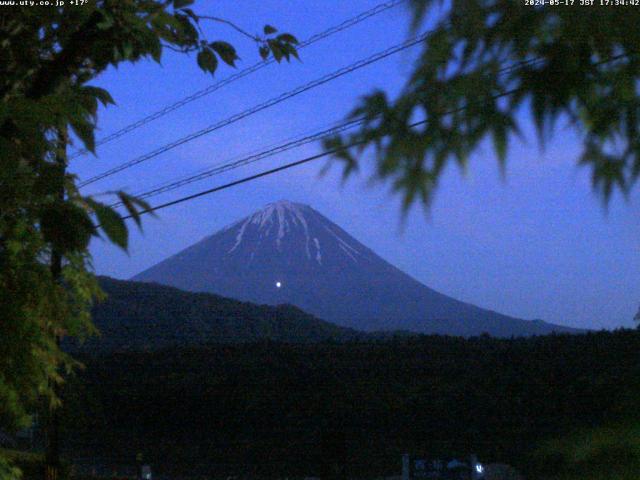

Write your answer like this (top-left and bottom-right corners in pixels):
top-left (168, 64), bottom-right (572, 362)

top-left (290, 206), bottom-right (312, 259)
top-left (323, 225), bottom-right (361, 261)
top-left (224, 200), bottom-right (328, 260)
top-left (228, 219), bottom-right (249, 254)
top-left (314, 237), bottom-right (322, 265)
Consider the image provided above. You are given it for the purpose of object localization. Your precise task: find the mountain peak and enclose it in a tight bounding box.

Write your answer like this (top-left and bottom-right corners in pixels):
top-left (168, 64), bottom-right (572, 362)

top-left (132, 201), bottom-right (580, 337)
top-left (228, 200), bottom-right (364, 263)
top-left (249, 200), bottom-right (311, 235)
top-left (265, 199), bottom-right (308, 209)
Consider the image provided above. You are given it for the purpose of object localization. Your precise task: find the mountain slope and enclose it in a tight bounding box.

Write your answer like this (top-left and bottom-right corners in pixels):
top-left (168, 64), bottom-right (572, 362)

top-left (133, 200), bottom-right (579, 337)
top-left (73, 277), bottom-right (360, 352)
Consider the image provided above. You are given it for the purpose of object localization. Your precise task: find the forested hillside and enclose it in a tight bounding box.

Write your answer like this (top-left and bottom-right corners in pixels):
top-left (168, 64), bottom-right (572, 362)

top-left (71, 277), bottom-right (361, 352)
top-left (60, 329), bottom-right (640, 478)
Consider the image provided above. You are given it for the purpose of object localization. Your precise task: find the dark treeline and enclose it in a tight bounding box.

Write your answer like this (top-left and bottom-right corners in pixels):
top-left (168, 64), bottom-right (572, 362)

top-left (60, 329), bottom-right (640, 478)
top-left (76, 278), bottom-right (362, 353)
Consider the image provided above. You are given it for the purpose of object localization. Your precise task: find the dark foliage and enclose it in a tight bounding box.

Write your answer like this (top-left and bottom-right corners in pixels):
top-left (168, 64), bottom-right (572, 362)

top-left (68, 277), bottom-right (362, 352)
top-left (327, 1), bottom-right (640, 210)
top-left (60, 329), bottom-right (640, 478)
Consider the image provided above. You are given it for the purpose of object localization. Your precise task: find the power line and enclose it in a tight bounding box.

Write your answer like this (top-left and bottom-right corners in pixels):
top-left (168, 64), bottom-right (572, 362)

top-left (109, 118), bottom-right (364, 208)
top-left (117, 118), bottom-right (354, 199)
top-left (119, 87), bottom-right (526, 222)
top-left (110, 51), bottom-right (631, 222)
top-left (69, 0), bottom-right (407, 160)
top-left (78, 30), bottom-right (432, 188)
top-left (121, 144), bottom-right (357, 220)
top-left (111, 59), bottom-right (541, 208)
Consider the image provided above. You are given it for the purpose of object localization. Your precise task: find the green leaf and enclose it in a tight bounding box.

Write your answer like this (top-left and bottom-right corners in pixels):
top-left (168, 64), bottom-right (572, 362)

top-left (40, 203), bottom-right (95, 254)
top-left (176, 13), bottom-right (199, 44)
top-left (263, 24), bottom-right (277, 35)
top-left (267, 39), bottom-right (283, 62)
top-left (88, 200), bottom-right (128, 250)
top-left (282, 42), bottom-right (299, 61)
top-left (276, 33), bottom-right (298, 45)
top-left (492, 118), bottom-right (508, 170)
top-left (96, 10), bottom-right (114, 30)
top-left (209, 41), bottom-right (239, 67)
top-left (197, 47), bottom-right (218, 74)
top-left (69, 117), bottom-right (96, 154)
top-left (34, 162), bottom-right (65, 197)
top-left (259, 45), bottom-right (270, 60)
top-left (81, 86), bottom-right (115, 107)
top-left (115, 191), bottom-right (153, 229)
top-left (121, 41), bottom-right (134, 59)
top-left (173, 0), bottom-right (194, 8)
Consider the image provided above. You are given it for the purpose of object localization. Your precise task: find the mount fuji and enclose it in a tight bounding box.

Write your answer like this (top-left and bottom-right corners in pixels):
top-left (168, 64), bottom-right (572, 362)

top-left (132, 200), bottom-right (578, 337)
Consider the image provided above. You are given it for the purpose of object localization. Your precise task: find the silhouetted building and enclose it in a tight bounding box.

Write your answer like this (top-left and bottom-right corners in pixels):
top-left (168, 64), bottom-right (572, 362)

top-left (402, 454), bottom-right (485, 480)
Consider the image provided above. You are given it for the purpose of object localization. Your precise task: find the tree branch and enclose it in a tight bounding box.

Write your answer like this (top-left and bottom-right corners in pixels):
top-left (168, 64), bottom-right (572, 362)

top-left (198, 15), bottom-right (260, 42)
top-left (161, 43), bottom-right (198, 53)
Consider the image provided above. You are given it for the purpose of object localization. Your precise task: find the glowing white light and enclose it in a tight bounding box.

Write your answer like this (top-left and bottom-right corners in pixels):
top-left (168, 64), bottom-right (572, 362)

top-left (475, 464), bottom-right (484, 474)
top-left (276, 282), bottom-right (282, 288)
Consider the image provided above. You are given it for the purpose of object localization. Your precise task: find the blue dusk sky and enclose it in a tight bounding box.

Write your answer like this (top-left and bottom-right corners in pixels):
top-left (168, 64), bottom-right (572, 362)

top-left (71, 0), bottom-right (640, 331)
